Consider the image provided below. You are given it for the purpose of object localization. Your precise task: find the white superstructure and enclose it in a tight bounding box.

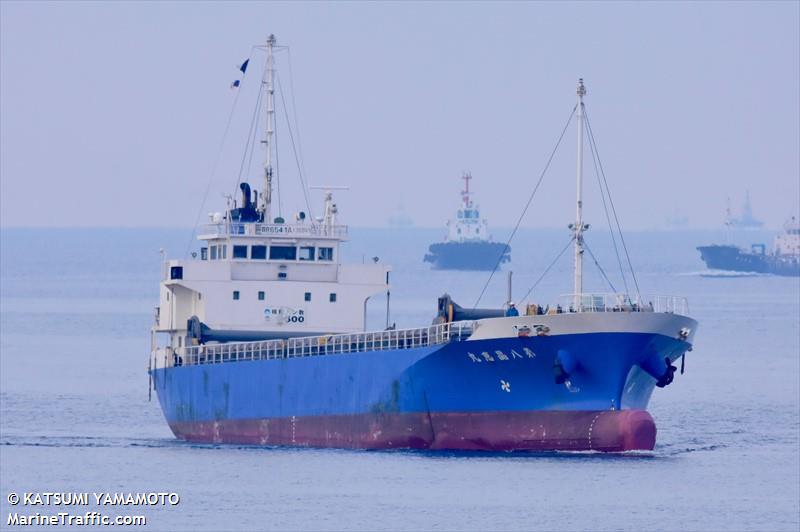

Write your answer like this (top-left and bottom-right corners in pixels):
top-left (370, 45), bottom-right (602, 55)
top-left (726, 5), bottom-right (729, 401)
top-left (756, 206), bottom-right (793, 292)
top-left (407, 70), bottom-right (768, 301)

top-left (774, 217), bottom-right (800, 256)
top-left (152, 35), bottom-right (388, 352)
top-left (154, 195), bottom-right (388, 343)
top-left (445, 173), bottom-right (491, 243)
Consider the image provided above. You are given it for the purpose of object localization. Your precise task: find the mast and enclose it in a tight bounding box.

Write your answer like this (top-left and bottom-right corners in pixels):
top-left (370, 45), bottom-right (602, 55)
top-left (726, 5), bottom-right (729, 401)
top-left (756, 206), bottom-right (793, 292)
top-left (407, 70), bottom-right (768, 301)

top-left (462, 172), bottom-right (472, 208)
top-left (572, 78), bottom-right (587, 308)
top-left (262, 34), bottom-right (276, 222)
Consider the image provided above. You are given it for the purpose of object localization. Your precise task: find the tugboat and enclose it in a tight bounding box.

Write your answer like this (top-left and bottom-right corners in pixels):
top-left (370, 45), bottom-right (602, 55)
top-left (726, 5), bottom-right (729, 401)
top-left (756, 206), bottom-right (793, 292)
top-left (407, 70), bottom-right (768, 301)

top-left (423, 173), bottom-right (511, 271)
top-left (149, 37), bottom-right (697, 452)
top-left (697, 217), bottom-right (800, 276)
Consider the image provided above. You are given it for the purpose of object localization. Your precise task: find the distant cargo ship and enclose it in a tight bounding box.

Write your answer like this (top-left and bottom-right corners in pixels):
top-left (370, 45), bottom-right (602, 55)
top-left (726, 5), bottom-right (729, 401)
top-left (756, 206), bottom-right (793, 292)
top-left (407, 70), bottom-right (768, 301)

top-left (697, 217), bottom-right (800, 277)
top-left (665, 210), bottom-right (689, 229)
top-left (387, 205), bottom-right (414, 228)
top-left (424, 173), bottom-right (510, 271)
top-left (726, 191), bottom-right (764, 229)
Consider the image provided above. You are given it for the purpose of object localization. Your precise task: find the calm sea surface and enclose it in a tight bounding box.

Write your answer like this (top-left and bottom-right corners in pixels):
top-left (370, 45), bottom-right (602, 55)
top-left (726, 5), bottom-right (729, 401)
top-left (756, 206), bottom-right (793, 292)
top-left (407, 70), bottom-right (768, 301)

top-left (1, 227), bottom-right (798, 531)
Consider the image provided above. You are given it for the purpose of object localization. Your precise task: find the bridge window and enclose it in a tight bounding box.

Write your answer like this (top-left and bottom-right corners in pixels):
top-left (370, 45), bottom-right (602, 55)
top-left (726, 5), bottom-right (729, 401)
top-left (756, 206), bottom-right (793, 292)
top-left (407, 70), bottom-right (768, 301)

top-left (170, 266), bottom-right (183, 280)
top-left (304, 292), bottom-right (311, 302)
top-left (299, 246), bottom-right (315, 261)
top-left (232, 291), bottom-right (240, 300)
top-left (212, 245), bottom-right (226, 259)
top-left (329, 293), bottom-right (337, 302)
top-left (318, 247), bottom-right (334, 261)
top-left (200, 247), bottom-right (208, 260)
top-left (258, 291), bottom-right (265, 301)
top-left (233, 245), bottom-right (248, 259)
top-left (251, 245), bottom-right (267, 260)
top-left (270, 245), bottom-right (297, 260)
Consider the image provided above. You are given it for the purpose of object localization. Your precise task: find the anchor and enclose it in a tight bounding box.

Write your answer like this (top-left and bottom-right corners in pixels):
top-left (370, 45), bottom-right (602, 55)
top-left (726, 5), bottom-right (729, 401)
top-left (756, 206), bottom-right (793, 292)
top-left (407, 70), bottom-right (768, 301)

top-left (656, 357), bottom-right (678, 388)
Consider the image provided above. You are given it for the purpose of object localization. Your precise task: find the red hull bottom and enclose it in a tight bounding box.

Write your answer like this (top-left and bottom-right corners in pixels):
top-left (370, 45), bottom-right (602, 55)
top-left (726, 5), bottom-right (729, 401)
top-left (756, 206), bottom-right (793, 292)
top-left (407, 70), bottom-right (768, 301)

top-left (169, 410), bottom-right (656, 452)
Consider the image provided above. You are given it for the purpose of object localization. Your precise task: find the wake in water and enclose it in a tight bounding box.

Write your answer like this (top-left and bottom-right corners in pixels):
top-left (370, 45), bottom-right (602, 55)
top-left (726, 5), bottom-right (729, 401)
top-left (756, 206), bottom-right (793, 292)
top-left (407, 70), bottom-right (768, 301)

top-left (0, 435), bottom-right (185, 450)
top-left (7, 434), bottom-right (718, 460)
top-left (680, 270), bottom-right (769, 278)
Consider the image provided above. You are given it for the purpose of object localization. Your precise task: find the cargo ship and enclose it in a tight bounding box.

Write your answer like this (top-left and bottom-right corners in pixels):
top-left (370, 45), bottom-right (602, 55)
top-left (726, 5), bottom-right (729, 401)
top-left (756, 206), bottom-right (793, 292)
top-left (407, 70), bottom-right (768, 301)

top-left (727, 191), bottom-right (764, 229)
top-left (149, 38), bottom-right (698, 452)
top-left (424, 173), bottom-right (511, 271)
top-left (697, 217), bottom-right (800, 276)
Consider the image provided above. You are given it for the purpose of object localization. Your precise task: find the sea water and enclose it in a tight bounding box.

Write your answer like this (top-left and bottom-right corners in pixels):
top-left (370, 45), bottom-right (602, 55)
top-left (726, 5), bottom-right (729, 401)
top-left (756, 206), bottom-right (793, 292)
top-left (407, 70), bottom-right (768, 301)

top-left (1, 227), bottom-right (798, 531)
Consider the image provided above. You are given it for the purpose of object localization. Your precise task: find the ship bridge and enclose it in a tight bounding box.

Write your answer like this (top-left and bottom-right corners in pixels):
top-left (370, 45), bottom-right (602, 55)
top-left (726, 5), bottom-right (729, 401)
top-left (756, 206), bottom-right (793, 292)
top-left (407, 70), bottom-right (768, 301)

top-left (775, 217), bottom-right (800, 257)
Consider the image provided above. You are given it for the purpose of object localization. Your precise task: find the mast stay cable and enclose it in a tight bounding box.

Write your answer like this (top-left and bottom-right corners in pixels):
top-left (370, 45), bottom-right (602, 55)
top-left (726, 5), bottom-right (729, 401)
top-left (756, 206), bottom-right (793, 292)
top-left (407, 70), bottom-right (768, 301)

top-left (274, 98), bottom-right (282, 218)
top-left (585, 113), bottom-right (629, 297)
top-left (183, 52), bottom-right (254, 258)
top-left (277, 74), bottom-right (314, 220)
top-left (286, 49), bottom-right (308, 183)
top-left (583, 239), bottom-right (618, 293)
top-left (583, 109), bottom-right (642, 300)
top-left (233, 68), bottom-right (266, 197)
top-left (518, 236), bottom-right (576, 305)
top-left (473, 105), bottom-right (577, 308)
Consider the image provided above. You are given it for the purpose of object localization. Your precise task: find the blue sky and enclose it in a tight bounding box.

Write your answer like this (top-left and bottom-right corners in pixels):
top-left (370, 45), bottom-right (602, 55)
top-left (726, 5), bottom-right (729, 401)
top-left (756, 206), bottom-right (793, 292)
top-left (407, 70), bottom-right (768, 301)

top-left (1, 1), bottom-right (798, 229)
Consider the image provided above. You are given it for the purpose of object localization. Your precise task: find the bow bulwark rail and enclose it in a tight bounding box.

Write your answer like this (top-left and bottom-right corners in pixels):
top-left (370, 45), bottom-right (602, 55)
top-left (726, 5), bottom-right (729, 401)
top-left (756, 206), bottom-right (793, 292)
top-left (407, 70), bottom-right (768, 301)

top-left (556, 293), bottom-right (689, 315)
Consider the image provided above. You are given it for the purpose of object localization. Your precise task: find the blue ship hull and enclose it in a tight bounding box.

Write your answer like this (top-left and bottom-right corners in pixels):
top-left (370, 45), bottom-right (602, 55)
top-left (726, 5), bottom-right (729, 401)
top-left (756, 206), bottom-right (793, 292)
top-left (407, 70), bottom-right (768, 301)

top-left (152, 330), bottom-right (691, 451)
top-left (424, 241), bottom-right (511, 271)
top-left (697, 245), bottom-right (800, 276)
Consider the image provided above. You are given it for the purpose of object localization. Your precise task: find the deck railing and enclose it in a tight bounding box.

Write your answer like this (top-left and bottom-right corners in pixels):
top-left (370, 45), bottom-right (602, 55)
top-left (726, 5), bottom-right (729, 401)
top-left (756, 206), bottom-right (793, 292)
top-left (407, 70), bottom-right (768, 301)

top-left (172, 321), bottom-right (473, 367)
top-left (199, 222), bottom-right (348, 239)
top-left (555, 293), bottom-right (689, 315)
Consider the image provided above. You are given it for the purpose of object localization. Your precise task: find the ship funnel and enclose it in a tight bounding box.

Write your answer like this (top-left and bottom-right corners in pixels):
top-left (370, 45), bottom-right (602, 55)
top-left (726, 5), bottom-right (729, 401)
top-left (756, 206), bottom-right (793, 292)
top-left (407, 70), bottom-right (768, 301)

top-left (240, 183), bottom-right (252, 210)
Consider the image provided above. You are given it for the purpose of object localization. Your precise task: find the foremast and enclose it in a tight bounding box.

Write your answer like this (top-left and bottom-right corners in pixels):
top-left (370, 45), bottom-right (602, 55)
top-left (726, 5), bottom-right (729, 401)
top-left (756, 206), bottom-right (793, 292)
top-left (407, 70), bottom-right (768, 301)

top-left (571, 79), bottom-right (588, 308)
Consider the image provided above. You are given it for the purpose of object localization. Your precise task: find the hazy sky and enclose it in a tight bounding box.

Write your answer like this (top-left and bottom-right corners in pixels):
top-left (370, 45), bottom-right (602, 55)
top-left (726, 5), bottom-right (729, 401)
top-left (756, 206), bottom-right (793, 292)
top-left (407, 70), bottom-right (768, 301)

top-left (1, 1), bottom-right (798, 230)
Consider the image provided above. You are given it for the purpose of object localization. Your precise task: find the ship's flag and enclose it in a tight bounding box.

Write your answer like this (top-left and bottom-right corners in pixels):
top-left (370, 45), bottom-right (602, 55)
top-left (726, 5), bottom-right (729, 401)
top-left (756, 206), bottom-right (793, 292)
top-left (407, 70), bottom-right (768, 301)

top-left (230, 58), bottom-right (250, 89)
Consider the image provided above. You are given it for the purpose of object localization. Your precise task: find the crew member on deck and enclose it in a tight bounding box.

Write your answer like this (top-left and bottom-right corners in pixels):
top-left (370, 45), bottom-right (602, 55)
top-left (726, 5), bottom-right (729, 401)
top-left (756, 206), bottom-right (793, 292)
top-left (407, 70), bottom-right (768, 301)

top-left (505, 302), bottom-right (519, 317)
